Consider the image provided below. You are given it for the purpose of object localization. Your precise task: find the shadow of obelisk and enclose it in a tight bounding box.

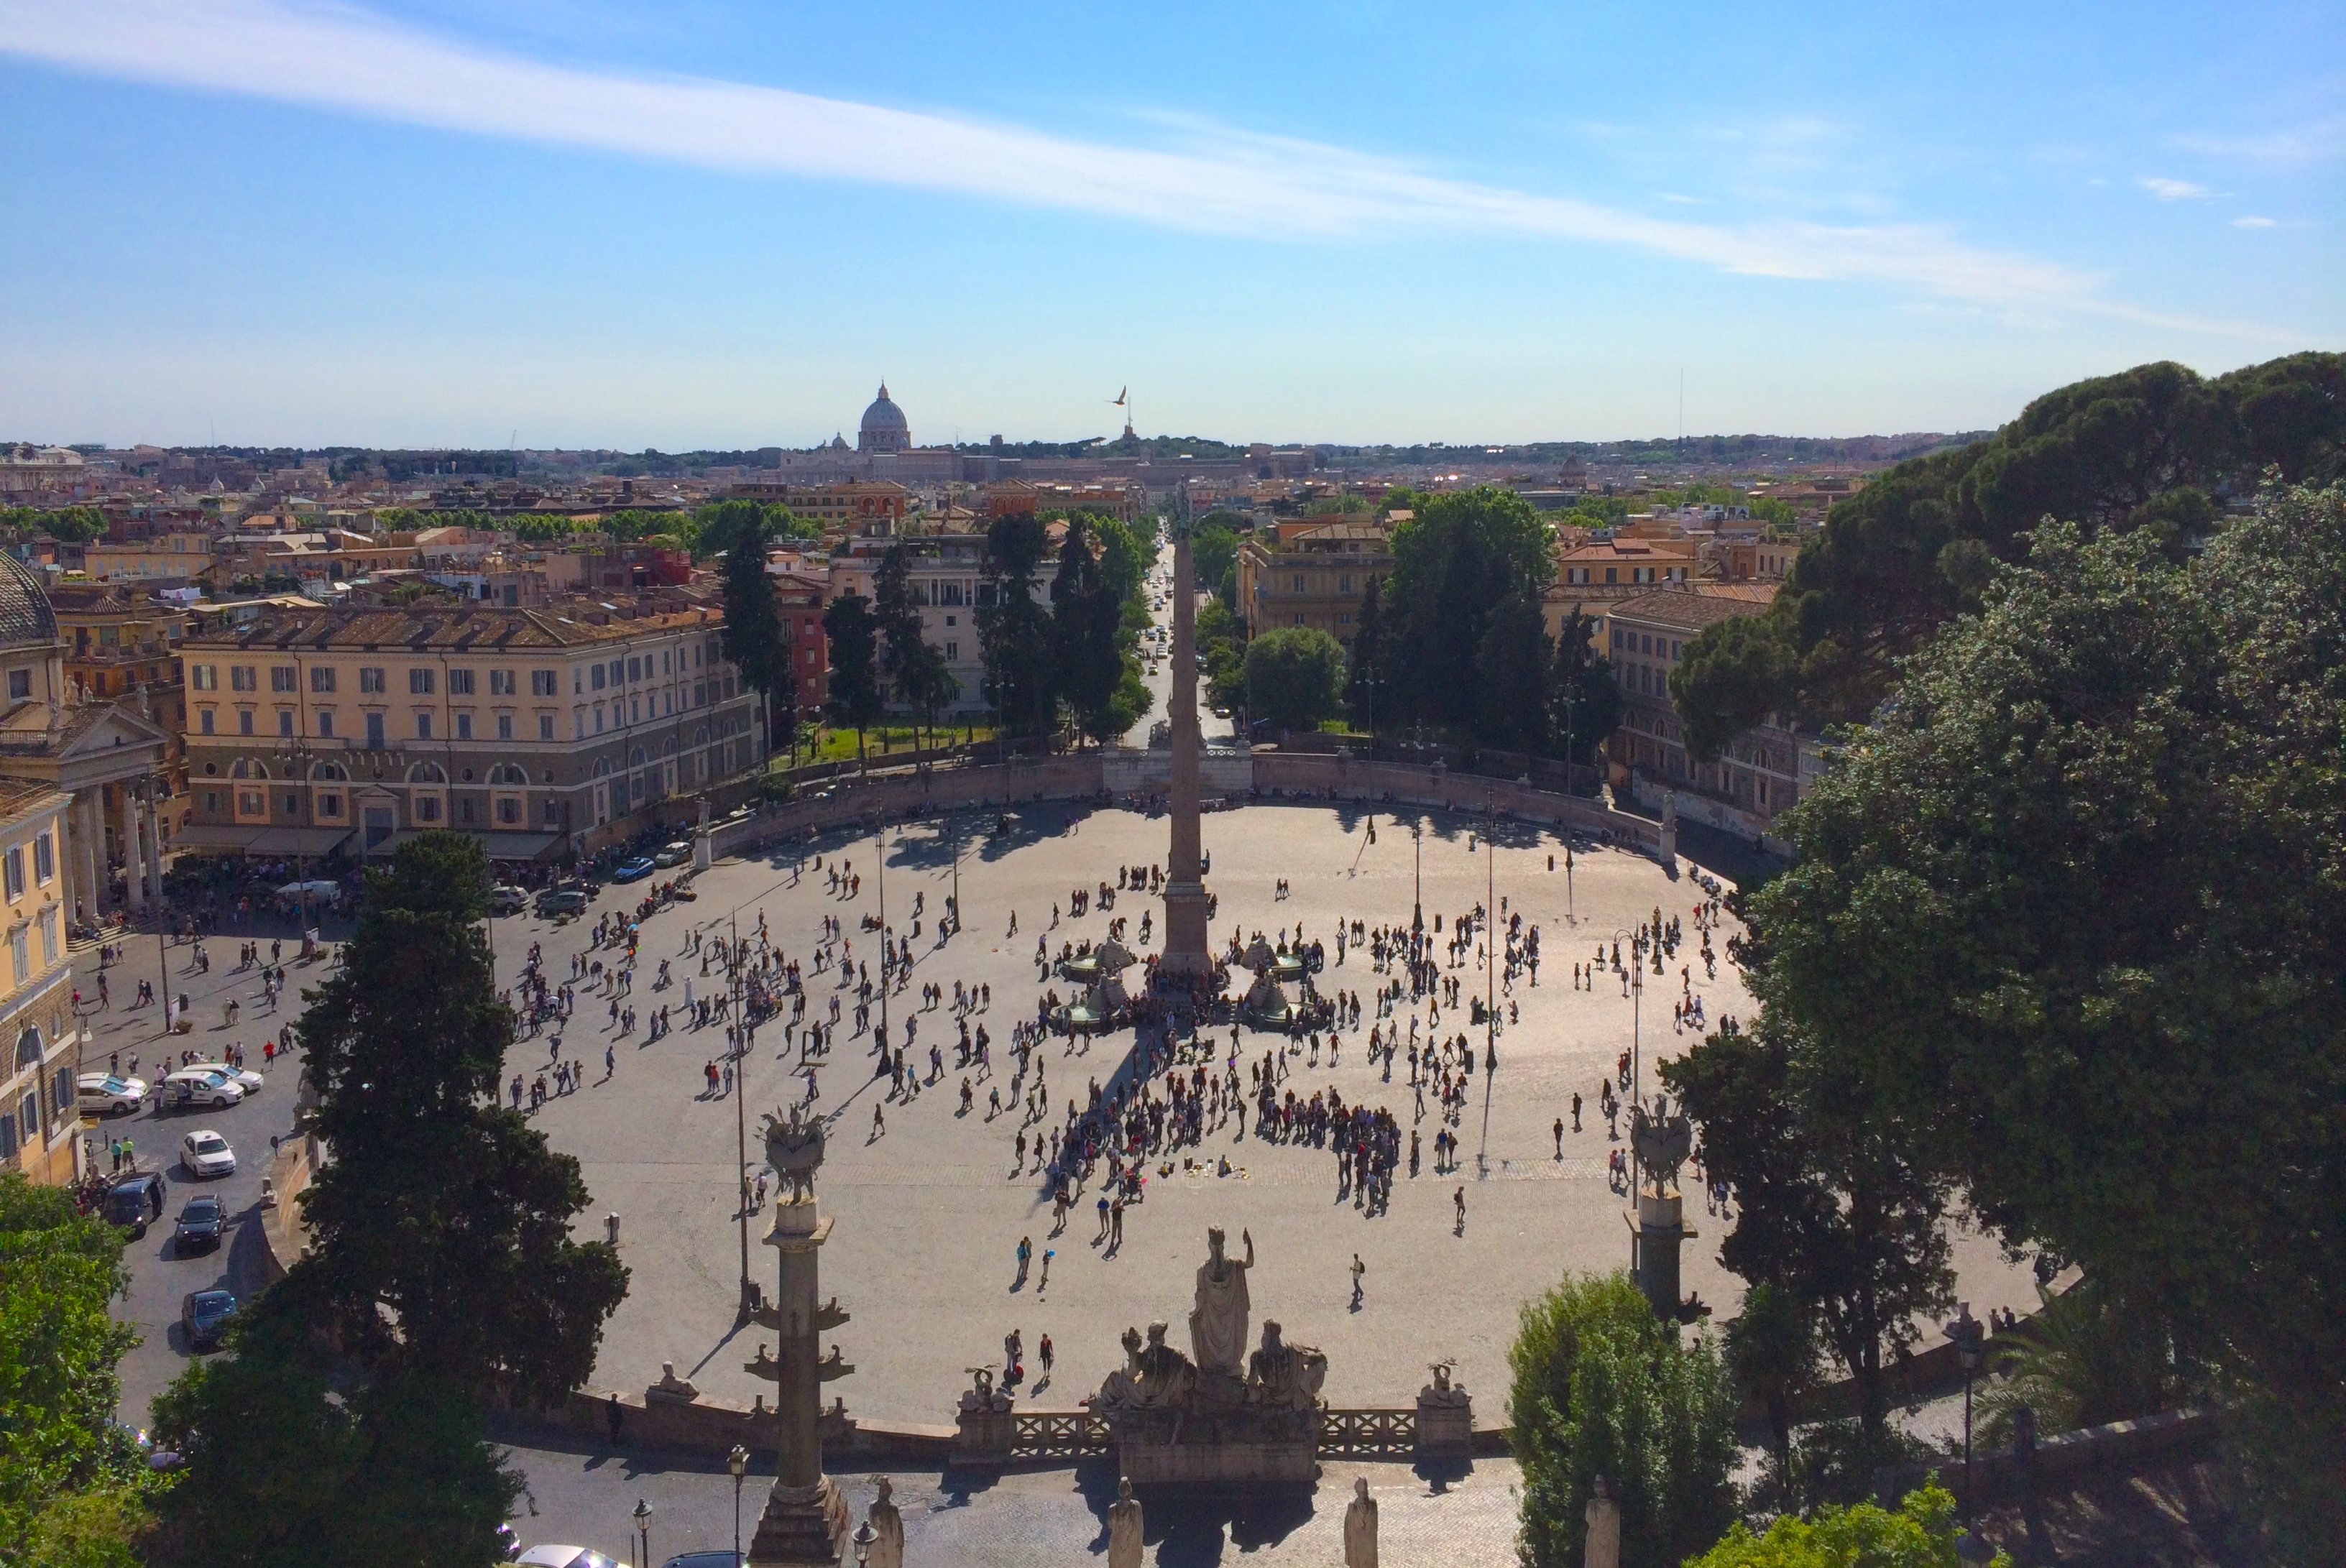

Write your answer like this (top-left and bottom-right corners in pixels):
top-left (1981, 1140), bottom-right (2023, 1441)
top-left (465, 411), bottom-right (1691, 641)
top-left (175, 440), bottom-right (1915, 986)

top-left (1158, 514), bottom-right (1215, 982)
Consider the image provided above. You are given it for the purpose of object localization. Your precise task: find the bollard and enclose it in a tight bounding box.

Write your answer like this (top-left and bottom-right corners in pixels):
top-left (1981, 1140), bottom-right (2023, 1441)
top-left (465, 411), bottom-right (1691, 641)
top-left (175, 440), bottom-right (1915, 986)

top-left (607, 1212), bottom-right (621, 1245)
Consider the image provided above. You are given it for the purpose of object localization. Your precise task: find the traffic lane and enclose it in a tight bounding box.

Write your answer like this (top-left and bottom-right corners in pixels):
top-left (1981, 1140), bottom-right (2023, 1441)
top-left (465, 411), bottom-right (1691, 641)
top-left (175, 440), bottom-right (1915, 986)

top-left (103, 1056), bottom-right (303, 1427)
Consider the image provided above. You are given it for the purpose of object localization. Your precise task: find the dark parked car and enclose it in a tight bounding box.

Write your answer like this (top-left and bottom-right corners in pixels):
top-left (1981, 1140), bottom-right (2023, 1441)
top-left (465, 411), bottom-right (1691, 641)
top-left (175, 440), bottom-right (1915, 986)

top-left (172, 1194), bottom-right (226, 1255)
top-left (610, 856), bottom-right (656, 884)
top-left (102, 1172), bottom-right (168, 1237)
top-left (535, 888), bottom-right (589, 918)
top-left (180, 1289), bottom-right (237, 1351)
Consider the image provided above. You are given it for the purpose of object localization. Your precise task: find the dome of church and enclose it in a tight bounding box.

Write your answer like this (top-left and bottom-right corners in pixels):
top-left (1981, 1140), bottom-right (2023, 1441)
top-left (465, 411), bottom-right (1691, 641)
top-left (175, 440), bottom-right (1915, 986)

top-left (0, 550), bottom-right (60, 650)
top-left (857, 383), bottom-right (910, 453)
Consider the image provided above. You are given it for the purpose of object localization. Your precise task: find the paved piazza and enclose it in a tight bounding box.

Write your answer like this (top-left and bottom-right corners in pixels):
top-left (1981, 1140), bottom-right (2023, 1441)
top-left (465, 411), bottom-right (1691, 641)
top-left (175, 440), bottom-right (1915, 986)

top-left (505, 794), bottom-right (2038, 1426)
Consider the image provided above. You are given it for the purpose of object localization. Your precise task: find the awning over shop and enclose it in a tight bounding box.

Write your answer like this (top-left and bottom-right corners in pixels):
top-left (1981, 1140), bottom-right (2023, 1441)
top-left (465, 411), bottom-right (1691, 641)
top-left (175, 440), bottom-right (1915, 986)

top-left (477, 832), bottom-right (565, 863)
top-left (243, 827), bottom-right (357, 857)
top-left (167, 824), bottom-right (263, 852)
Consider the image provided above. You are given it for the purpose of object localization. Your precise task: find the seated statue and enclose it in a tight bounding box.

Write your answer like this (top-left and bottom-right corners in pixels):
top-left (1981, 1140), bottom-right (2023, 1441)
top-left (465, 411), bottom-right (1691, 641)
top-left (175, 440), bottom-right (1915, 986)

top-left (1098, 1322), bottom-right (1196, 1413)
top-left (1245, 1320), bottom-right (1328, 1412)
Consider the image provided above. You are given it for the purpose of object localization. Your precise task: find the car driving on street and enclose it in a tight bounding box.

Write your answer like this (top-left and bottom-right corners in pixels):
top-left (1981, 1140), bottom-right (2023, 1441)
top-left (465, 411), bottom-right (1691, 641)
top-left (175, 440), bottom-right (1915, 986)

top-left (180, 1289), bottom-right (237, 1351)
top-left (172, 1194), bottom-right (226, 1255)
top-left (78, 1073), bottom-right (147, 1117)
top-left (180, 1130), bottom-right (236, 1179)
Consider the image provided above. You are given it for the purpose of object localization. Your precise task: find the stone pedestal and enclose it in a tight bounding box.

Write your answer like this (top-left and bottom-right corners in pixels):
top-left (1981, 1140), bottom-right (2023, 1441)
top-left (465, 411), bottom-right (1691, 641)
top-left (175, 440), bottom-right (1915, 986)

top-left (694, 795), bottom-right (714, 872)
top-left (1414, 1379), bottom-right (1473, 1465)
top-left (1633, 1193), bottom-right (1687, 1322)
top-left (745, 1198), bottom-right (850, 1566)
top-left (949, 1381), bottom-right (1016, 1468)
top-left (1108, 1401), bottom-right (1319, 1486)
top-left (746, 1478), bottom-right (849, 1568)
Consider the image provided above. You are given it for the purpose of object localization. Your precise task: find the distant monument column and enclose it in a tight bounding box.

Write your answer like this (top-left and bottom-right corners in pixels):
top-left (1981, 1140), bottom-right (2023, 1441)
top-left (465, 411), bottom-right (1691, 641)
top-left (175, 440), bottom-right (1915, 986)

top-left (1159, 515), bottom-right (1214, 979)
top-left (747, 1110), bottom-right (852, 1566)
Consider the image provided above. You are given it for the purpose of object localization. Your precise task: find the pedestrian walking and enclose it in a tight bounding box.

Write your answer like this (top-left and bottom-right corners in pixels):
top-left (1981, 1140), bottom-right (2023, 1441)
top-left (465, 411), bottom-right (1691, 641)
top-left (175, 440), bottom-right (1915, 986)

top-left (1016, 1235), bottom-right (1032, 1286)
top-left (1351, 1253), bottom-right (1366, 1309)
top-left (1453, 1185), bottom-right (1466, 1235)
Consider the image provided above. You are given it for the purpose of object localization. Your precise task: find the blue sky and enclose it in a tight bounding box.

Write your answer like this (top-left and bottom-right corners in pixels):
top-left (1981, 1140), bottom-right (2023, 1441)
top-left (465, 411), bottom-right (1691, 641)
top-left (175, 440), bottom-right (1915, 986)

top-left (0, 0), bottom-right (2339, 449)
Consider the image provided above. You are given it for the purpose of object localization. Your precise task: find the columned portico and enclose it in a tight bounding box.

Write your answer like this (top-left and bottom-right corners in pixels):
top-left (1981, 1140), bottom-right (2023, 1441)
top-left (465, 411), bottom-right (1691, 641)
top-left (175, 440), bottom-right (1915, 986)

top-left (119, 783), bottom-right (144, 910)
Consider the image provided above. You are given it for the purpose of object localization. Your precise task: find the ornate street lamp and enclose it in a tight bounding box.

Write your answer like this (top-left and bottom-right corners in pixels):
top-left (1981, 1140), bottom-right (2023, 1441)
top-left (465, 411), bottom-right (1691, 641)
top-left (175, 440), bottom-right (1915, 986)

top-left (727, 1444), bottom-right (749, 1565)
top-left (1945, 1302), bottom-right (1987, 1518)
top-left (631, 1497), bottom-right (651, 1568)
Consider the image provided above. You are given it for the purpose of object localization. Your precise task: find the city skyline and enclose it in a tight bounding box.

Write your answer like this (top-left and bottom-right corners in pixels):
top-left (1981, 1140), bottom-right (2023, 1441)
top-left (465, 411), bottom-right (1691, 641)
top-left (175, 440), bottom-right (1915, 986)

top-left (0, 0), bottom-right (2337, 447)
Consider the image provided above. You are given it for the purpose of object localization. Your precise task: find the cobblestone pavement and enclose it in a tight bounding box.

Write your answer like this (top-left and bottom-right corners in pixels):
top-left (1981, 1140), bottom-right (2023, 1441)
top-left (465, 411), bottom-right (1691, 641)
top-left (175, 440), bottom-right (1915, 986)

top-left (499, 792), bottom-right (2041, 1426)
top-left (503, 1440), bottom-right (1523, 1568)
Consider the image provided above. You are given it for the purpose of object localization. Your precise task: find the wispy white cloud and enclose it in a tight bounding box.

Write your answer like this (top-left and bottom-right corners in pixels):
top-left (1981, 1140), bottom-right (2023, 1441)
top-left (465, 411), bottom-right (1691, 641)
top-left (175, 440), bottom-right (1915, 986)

top-left (2171, 116), bottom-right (2346, 167)
top-left (2138, 176), bottom-right (2212, 201)
top-left (0, 0), bottom-right (2278, 335)
top-left (2231, 216), bottom-right (2278, 229)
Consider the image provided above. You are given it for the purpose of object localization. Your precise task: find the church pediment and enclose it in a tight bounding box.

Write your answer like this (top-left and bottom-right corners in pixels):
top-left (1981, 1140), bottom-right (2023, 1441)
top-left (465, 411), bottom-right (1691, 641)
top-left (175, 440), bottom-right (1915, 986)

top-left (53, 703), bottom-right (171, 759)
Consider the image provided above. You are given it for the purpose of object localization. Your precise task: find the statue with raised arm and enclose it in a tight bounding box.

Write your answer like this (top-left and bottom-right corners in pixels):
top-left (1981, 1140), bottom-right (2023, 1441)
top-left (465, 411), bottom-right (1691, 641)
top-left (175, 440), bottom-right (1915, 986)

top-left (1189, 1227), bottom-right (1254, 1376)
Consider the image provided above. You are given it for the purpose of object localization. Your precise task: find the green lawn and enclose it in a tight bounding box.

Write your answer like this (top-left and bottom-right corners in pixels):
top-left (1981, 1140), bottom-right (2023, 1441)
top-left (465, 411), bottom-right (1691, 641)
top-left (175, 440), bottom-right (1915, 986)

top-left (794, 723), bottom-right (999, 765)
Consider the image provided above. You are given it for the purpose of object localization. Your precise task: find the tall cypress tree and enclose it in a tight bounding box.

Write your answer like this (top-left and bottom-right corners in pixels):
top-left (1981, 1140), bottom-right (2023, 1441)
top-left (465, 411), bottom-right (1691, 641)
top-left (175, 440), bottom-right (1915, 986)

top-left (1346, 575), bottom-right (1383, 734)
top-left (717, 509), bottom-right (789, 751)
top-left (978, 512), bottom-right (1055, 740)
top-left (822, 591), bottom-right (884, 767)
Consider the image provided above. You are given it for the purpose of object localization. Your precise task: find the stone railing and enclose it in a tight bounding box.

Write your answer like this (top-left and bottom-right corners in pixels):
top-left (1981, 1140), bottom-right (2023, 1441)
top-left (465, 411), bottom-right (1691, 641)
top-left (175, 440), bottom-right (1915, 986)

top-left (1251, 755), bottom-right (1664, 855)
top-left (1317, 1408), bottom-right (1416, 1458)
top-left (707, 757), bottom-right (1108, 861)
top-left (1009, 1411), bottom-right (1113, 1461)
top-left (1872, 1407), bottom-right (2216, 1511)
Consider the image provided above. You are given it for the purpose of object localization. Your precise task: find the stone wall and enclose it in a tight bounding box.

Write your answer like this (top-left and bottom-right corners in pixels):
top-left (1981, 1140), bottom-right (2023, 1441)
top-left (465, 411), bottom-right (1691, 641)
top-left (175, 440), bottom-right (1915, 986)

top-left (1250, 755), bottom-right (1664, 854)
top-left (257, 1133), bottom-right (318, 1283)
top-left (706, 757), bottom-right (1108, 859)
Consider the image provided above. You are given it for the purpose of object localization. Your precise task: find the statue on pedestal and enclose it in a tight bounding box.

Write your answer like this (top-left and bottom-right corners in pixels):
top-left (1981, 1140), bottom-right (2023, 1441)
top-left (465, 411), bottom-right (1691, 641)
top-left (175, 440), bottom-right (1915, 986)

top-left (761, 1103), bottom-right (827, 1204)
top-left (1189, 1227), bottom-right (1254, 1376)
top-left (862, 1476), bottom-right (903, 1568)
top-left (1107, 1476), bottom-right (1145, 1568)
top-left (1244, 1321), bottom-right (1326, 1412)
top-left (1343, 1477), bottom-right (1379, 1568)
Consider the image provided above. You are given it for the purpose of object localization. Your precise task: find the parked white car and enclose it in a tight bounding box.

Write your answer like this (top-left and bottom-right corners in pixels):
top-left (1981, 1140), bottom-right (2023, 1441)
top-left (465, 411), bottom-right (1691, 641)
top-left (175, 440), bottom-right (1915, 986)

top-left (180, 1130), bottom-right (236, 1179)
top-left (77, 1074), bottom-right (147, 1116)
top-left (181, 1061), bottom-right (264, 1094)
top-left (164, 1070), bottom-right (244, 1109)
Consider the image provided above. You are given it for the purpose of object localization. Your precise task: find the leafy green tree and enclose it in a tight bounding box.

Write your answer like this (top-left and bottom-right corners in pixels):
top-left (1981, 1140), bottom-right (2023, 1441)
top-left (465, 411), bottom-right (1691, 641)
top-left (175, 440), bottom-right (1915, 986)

top-left (153, 1341), bottom-right (518, 1568)
top-left (1726, 1280), bottom-right (1816, 1486)
top-left (1345, 576), bottom-right (1384, 732)
top-left (1243, 626), bottom-right (1346, 733)
top-left (822, 591), bottom-right (884, 766)
top-left (1473, 593), bottom-right (1552, 752)
top-left (1673, 352), bottom-right (2346, 739)
top-left (873, 539), bottom-right (929, 714)
top-left (1724, 484), bottom-right (2345, 1560)
top-left (1662, 1018), bottom-right (1954, 1444)
top-left (1975, 1275), bottom-right (2173, 1444)
top-left (1049, 516), bottom-right (1128, 744)
top-left (1550, 607), bottom-right (1619, 769)
top-left (1197, 600), bottom-right (1250, 714)
top-left (1509, 1271), bottom-right (1737, 1568)
top-left (1682, 1480), bottom-right (1994, 1568)
top-left (0, 505), bottom-right (106, 544)
top-left (1670, 614), bottom-right (1798, 764)
top-left (291, 834), bottom-right (627, 1401)
top-left (0, 1177), bottom-right (147, 1560)
top-left (977, 512), bottom-right (1056, 738)
top-left (1191, 519), bottom-right (1242, 598)
top-left (1381, 486), bottom-right (1553, 737)
top-left (17, 1478), bottom-right (152, 1568)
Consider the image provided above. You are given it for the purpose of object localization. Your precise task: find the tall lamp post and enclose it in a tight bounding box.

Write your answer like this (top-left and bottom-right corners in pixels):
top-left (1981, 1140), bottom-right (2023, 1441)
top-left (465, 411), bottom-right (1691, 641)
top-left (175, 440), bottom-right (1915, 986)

top-left (1608, 926), bottom-right (1644, 1196)
top-left (1410, 820), bottom-right (1423, 936)
top-left (727, 1444), bottom-right (749, 1564)
top-left (1946, 1303), bottom-right (1986, 1518)
top-left (1476, 790), bottom-right (1499, 1178)
top-left (729, 908), bottom-right (753, 1321)
top-left (631, 1498), bottom-right (650, 1568)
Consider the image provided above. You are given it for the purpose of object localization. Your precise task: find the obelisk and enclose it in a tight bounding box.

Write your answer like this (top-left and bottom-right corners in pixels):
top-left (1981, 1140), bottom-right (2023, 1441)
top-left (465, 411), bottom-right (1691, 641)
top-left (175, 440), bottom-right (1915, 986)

top-left (1159, 514), bottom-right (1215, 979)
